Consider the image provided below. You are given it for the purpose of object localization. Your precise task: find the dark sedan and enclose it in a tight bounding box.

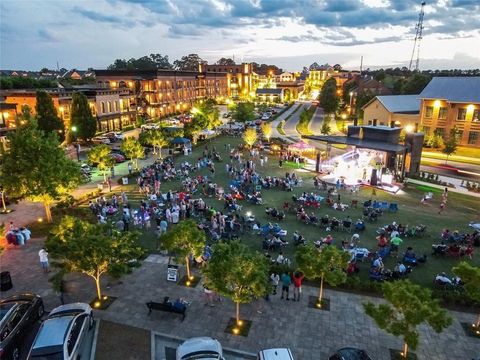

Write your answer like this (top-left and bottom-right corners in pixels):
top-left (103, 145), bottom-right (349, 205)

top-left (0, 294), bottom-right (44, 360)
top-left (329, 347), bottom-right (373, 360)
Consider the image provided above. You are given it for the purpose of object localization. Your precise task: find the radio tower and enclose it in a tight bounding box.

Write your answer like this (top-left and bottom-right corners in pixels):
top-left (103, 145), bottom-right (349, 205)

top-left (409, 1), bottom-right (426, 71)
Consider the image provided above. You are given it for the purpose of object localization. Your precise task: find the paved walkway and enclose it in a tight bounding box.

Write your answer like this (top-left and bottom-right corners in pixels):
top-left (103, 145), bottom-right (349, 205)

top-left (308, 106), bottom-right (325, 135)
top-left (2, 244), bottom-right (478, 360)
top-left (270, 103), bottom-right (302, 139)
top-left (283, 102), bottom-right (310, 139)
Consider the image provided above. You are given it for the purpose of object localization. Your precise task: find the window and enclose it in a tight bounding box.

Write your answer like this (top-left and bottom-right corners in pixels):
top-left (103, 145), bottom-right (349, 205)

top-left (473, 109), bottom-right (479, 122)
top-left (424, 106), bottom-right (433, 118)
top-left (422, 126), bottom-right (431, 135)
top-left (438, 107), bottom-right (447, 119)
top-left (468, 131), bottom-right (479, 145)
top-left (457, 108), bottom-right (467, 120)
top-left (434, 128), bottom-right (445, 137)
top-left (101, 102), bottom-right (105, 114)
top-left (107, 101), bottom-right (112, 113)
top-left (67, 315), bottom-right (86, 355)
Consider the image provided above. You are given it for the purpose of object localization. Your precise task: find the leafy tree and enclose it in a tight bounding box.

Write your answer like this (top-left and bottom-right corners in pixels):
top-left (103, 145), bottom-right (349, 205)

top-left (320, 119), bottom-right (331, 135)
top-left (431, 134), bottom-right (444, 149)
top-left (107, 54), bottom-right (172, 70)
top-left (143, 130), bottom-right (168, 158)
top-left (233, 102), bottom-right (255, 123)
top-left (363, 280), bottom-right (452, 358)
top-left (453, 262), bottom-right (480, 328)
top-left (174, 54), bottom-right (206, 71)
top-left (35, 90), bottom-right (64, 137)
top-left (70, 92), bottom-right (97, 141)
top-left (0, 124), bottom-right (81, 222)
top-left (202, 241), bottom-right (268, 324)
top-left (355, 91), bottom-right (375, 119)
top-left (216, 57), bottom-right (236, 65)
top-left (184, 99), bottom-right (220, 140)
top-left (160, 219), bottom-right (205, 279)
top-left (442, 127), bottom-right (459, 163)
top-left (401, 73), bottom-right (431, 94)
top-left (295, 243), bottom-right (349, 306)
top-left (87, 144), bottom-right (114, 182)
top-left (46, 216), bottom-right (144, 300)
top-left (0, 77), bottom-right (57, 90)
top-left (243, 128), bottom-right (257, 148)
top-left (121, 137), bottom-right (144, 170)
top-left (319, 78), bottom-right (339, 115)
top-left (20, 105), bottom-right (32, 124)
top-left (374, 69), bottom-right (386, 82)
top-left (260, 122), bottom-right (272, 142)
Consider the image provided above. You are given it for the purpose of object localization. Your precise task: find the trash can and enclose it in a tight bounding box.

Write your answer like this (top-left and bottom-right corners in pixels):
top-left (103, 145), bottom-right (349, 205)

top-left (0, 271), bottom-right (13, 291)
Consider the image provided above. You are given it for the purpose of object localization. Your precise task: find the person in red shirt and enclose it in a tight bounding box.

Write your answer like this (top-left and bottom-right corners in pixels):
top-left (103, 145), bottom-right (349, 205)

top-left (376, 234), bottom-right (388, 249)
top-left (292, 271), bottom-right (305, 301)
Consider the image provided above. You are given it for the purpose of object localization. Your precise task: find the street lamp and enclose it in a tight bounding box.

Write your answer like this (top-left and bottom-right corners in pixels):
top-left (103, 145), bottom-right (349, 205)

top-left (71, 126), bottom-right (80, 161)
top-left (349, 91), bottom-right (354, 114)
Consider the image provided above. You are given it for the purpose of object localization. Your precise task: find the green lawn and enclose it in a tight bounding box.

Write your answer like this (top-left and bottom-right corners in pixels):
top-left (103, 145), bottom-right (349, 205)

top-left (108, 135), bottom-right (480, 290)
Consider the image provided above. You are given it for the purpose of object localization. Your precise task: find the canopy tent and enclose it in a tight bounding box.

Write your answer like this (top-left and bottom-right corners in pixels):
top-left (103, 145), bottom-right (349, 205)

top-left (288, 141), bottom-right (315, 152)
top-left (198, 129), bottom-right (216, 136)
top-left (171, 137), bottom-right (191, 145)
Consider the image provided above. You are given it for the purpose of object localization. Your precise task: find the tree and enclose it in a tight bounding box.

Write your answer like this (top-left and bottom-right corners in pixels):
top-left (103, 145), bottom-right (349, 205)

top-left (0, 124), bottom-right (81, 222)
top-left (355, 91), bottom-right (375, 119)
top-left (431, 134), bottom-right (444, 149)
top-left (202, 241), bottom-right (268, 324)
top-left (107, 54), bottom-right (172, 70)
top-left (216, 57), bottom-right (236, 65)
top-left (320, 119), bottom-right (331, 135)
top-left (363, 280), bottom-right (452, 358)
top-left (233, 102), bottom-right (255, 123)
top-left (401, 73), bottom-right (431, 94)
top-left (20, 105), bottom-right (32, 124)
top-left (87, 144), bottom-right (114, 182)
top-left (121, 137), bottom-right (144, 170)
top-left (295, 243), bottom-right (350, 307)
top-left (442, 127), bottom-right (459, 164)
top-left (174, 54), bottom-right (206, 71)
top-left (35, 90), bottom-right (64, 137)
top-left (319, 78), bottom-right (339, 115)
top-left (453, 262), bottom-right (480, 328)
top-left (46, 216), bottom-right (144, 300)
top-left (70, 92), bottom-right (97, 141)
top-left (185, 99), bottom-right (221, 140)
top-left (243, 128), bottom-right (257, 148)
top-left (160, 219), bottom-right (205, 279)
top-left (143, 130), bottom-right (168, 158)
top-left (260, 122), bottom-right (272, 142)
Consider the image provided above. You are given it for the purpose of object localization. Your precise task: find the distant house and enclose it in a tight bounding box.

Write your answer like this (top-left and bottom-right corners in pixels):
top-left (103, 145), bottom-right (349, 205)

top-left (347, 75), bottom-right (392, 97)
top-left (362, 95), bottom-right (420, 128)
top-left (418, 76), bottom-right (480, 147)
top-left (61, 69), bottom-right (95, 80)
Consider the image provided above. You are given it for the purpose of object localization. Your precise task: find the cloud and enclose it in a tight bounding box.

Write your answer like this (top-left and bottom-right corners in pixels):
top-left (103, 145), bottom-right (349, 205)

top-left (37, 29), bottom-right (59, 42)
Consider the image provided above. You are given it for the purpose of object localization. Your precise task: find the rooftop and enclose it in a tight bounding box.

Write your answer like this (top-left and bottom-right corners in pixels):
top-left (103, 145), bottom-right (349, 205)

top-left (364, 95), bottom-right (420, 114)
top-left (303, 134), bottom-right (407, 153)
top-left (418, 76), bottom-right (480, 103)
top-left (256, 88), bottom-right (283, 95)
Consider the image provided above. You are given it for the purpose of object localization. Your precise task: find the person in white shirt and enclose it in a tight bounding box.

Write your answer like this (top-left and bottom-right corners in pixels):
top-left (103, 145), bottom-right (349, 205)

top-left (38, 248), bottom-right (50, 273)
top-left (435, 273), bottom-right (452, 285)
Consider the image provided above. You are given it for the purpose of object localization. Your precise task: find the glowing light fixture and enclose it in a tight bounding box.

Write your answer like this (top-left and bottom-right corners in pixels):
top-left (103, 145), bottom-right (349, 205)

top-left (467, 104), bottom-right (474, 111)
top-left (433, 100), bottom-right (441, 108)
top-left (405, 125), bottom-right (414, 133)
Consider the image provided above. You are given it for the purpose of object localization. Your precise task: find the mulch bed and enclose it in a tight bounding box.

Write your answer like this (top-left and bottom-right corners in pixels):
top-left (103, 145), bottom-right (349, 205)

top-left (96, 320), bottom-right (150, 360)
top-left (225, 317), bottom-right (252, 337)
top-left (307, 296), bottom-right (330, 311)
top-left (89, 296), bottom-right (117, 310)
top-left (177, 275), bottom-right (201, 288)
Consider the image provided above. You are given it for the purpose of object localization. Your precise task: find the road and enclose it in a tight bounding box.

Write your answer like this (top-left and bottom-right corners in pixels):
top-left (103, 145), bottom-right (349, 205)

top-left (308, 106), bottom-right (324, 134)
top-left (282, 101), bottom-right (311, 138)
top-left (270, 102), bottom-right (301, 139)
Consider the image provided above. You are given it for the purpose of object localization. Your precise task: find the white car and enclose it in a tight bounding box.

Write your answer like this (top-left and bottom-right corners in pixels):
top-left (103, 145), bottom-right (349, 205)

top-left (257, 348), bottom-right (294, 360)
top-left (176, 337), bottom-right (224, 360)
top-left (27, 303), bottom-right (94, 360)
top-left (92, 136), bottom-right (110, 144)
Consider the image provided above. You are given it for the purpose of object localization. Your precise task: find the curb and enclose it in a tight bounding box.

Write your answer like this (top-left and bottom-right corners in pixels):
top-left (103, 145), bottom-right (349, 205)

top-left (89, 319), bottom-right (100, 360)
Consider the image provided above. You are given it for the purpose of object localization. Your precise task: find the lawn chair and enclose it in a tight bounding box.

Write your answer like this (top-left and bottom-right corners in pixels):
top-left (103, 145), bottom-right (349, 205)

top-left (380, 202), bottom-right (389, 210)
top-left (342, 220), bottom-right (352, 233)
top-left (389, 203), bottom-right (398, 212)
top-left (378, 246), bottom-right (391, 259)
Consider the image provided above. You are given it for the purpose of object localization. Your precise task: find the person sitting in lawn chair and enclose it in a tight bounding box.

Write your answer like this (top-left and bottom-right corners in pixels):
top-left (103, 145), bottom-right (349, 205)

top-left (432, 242), bottom-right (448, 256)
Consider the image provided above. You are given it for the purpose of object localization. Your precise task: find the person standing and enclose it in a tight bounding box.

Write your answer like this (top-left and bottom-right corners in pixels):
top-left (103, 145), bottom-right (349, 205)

top-left (38, 247), bottom-right (50, 273)
top-left (280, 272), bottom-right (291, 300)
top-left (128, 162), bottom-right (133, 175)
top-left (438, 201), bottom-right (446, 214)
top-left (270, 273), bottom-right (280, 295)
top-left (292, 271), bottom-right (304, 301)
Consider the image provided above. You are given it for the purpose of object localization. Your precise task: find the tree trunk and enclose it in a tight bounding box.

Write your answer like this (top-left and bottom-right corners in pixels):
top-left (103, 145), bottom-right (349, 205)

top-left (135, 158), bottom-right (139, 170)
top-left (43, 201), bottom-right (53, 223)
top-left (185, 256), bottom-right (191, 279)
top-left (103, 170), bottom-right (107, 182)
top-left (1, 191), bottom-right (6, 212)
top-left (158, 146), bottom-right (162, 159)
top-left (236, 301), bottom-right (240, 324)
top-left (402, 342), bottom-right (408, 358)
top-left (95, 272), bottom-right (102, 300)
top-left (445, 155), bottom-right (449, 164)
top-left (318, 274), bottom-right (324, 304)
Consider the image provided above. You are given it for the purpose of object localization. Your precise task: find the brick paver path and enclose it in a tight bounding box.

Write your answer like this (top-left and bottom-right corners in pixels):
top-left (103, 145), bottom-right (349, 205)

top-left (2, 243), bottom-right (478, 360)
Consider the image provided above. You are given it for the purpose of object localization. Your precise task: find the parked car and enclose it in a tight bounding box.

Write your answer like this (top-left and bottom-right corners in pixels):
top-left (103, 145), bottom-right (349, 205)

top-left (110, 148), bottom-right (127, 157)
top-left (80, 164), bottom-right (92, 175)
top-left (92, 136), bottom-right (110, 144)
top-left (27, 303), bottom-right (93, 360)
top-left (257, 348), bottom-right (294, 360)
top-left (0, 293), bottom-right (44, 360)
top-left (110, 153), bottom-right (125, 163)
top-left (329, 347), bottom-right (373, 360)
top-left (176, 337), bottom-right (224, 360)
top-left (261, 114), bottom-right (270, 121)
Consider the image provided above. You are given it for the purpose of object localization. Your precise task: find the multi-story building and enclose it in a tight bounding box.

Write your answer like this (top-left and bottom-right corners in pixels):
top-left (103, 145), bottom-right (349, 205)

top-left (201, 63), bottom-right (252, 99)
top-left (418, 77), bottom-right (480, 147)
top-left (1, 87), bottom-right (136, 132)
top-left (362, 95), bottom-right (420, 128)
top-left (95, 69), bottom-right (229, 117)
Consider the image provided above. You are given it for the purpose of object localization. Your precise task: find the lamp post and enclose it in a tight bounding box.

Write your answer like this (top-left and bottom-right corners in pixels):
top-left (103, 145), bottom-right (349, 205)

top-left (71, 126), bottom-right (80, 161)
top-left (349, 91), bottom-right (354, 114)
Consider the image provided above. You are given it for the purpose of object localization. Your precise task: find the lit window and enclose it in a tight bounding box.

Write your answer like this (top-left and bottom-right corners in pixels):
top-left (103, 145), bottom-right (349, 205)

top-left (107, 101), bottom-right (112, 113)
top-left (468, 131), bottom-right (478, 145)
top-left (457, 108), bottom-right (467, 121)
top-left (424, 106), bottom-right (433, 118)
top-left (473, 109), bottom-right (479, 122)
top-left (101, 102), bottom-right (105, 113)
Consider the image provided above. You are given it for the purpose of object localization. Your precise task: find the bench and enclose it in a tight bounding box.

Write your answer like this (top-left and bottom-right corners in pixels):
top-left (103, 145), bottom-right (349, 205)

top-left (146, 301), bottom-right (186, 321)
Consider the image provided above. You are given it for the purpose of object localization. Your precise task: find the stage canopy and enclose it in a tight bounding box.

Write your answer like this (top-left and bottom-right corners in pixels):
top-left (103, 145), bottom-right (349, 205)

top-left (303, 135), bottom-right (407, 154)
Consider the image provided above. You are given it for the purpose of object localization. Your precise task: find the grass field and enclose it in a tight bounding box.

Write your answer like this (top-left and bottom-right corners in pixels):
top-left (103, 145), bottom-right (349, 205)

top-left (34, 135), bottom-right (480, 291)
